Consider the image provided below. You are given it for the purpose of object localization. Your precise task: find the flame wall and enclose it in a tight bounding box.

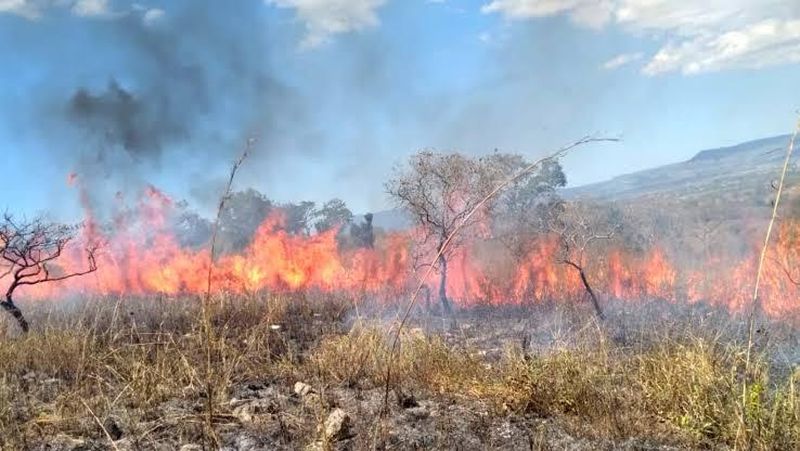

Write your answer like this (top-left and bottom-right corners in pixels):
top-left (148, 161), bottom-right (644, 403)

top-left (10, 184), bottom-right (800, 319)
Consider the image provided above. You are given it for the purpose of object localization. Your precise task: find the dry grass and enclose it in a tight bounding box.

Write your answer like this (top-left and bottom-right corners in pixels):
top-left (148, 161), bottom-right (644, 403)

top-left (0, 295), bottom-right (798, 450)
top-left (0, 294), bottom-right (348, 449)
top-left (302, 314), bottom-right (800, 449)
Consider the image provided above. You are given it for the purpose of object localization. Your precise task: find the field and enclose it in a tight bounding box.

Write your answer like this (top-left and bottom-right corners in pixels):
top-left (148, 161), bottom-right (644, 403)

top-left (1, 295), bottom-right (798, 450)
top-left (3, 136), bottom-right (800, 450)
top-left (4, 1), bottom-right (800, 449)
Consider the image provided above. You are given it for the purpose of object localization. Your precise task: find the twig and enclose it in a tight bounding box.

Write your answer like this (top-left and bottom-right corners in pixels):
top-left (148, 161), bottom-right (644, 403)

top-left (379, 135), bottom-right (617, 416)
top-left (771, 255), bottom-right (800, 286)
top-left (81, 400), bottom-right (120, 451)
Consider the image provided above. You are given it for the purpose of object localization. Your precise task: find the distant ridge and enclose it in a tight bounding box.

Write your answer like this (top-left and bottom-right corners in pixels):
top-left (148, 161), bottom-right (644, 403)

top-left (689, 135), bottom-right (791, 162)
top-left (565, 134), bottom-right (794, 201)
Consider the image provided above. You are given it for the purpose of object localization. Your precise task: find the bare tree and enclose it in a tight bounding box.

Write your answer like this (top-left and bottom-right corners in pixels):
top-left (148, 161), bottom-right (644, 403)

top-left (386, 150), bottom-right (523, 313)
top-left (0, 215), bottom-right (98, 333)
top-left (547, 202), bottom-right (622, 320)
top-left (691, 210), bottom-right (724, 262)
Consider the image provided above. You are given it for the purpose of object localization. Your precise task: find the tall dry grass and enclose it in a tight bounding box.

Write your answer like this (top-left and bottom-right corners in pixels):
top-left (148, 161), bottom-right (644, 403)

top-left (0, 296), bottom-right (797, 449)
top-left (0, 294), bottom-right (348, 449)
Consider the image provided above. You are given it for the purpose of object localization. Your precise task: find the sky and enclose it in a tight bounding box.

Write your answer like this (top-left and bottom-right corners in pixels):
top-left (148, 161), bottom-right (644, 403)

top-left (0, 0), bottom-right (798, 219)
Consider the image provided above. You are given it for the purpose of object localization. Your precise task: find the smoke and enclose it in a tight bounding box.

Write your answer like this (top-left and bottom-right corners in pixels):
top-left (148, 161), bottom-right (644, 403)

top-left (33, 1), bottom-right (589, 216)
top-left (67, 79), bottom-right (188, 161)
top-left (31, 0), bottom-right (314, 217)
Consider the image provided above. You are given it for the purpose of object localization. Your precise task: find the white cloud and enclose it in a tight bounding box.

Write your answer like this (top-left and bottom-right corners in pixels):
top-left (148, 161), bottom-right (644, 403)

top-left (482, 0), bottom-right (613, 29)
top-left (0, 0), bottom-right (43, 19)
top-left (0, 0), bottom-right (116, 19)
top-left (482, 0), bottom-right (800, 75)
top-left (71, 0), bottom-right (108, 17)
top-left (267, 0), bottom-right (387, 48)
top-left (141, 7), bottom-right (164, 25)
top-left (643, 19), bottom-right (800, 75)
top-left (601, 52), bottom-right (642, 70)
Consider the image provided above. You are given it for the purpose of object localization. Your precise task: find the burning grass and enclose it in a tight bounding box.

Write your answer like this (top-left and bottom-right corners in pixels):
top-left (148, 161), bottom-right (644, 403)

top-left (0, 295), bottom-right (798, 450)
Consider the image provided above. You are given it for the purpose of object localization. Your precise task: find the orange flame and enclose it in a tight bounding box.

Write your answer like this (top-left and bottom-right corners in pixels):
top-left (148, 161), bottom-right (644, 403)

top-left (7, 180), bottom-right (800, 320)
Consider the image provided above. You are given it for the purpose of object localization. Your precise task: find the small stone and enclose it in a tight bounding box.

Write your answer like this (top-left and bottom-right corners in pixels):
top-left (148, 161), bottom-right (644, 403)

top-left (294, 381), bottom-right (314, 397)
top-left (322, 408), bottom-right (350, 441)
top-left (179, 445), bottom-right (203, 451)
top-left (232, 399), bottom-right (274, 424)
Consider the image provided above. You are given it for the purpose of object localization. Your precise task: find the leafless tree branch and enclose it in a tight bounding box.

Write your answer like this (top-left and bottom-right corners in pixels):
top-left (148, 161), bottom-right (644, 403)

top-left (0, 215), bottom-right (99, 333)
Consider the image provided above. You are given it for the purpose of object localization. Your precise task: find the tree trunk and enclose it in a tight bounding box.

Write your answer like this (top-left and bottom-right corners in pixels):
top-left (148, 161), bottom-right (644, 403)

top-left (422, 285), bottom-right (432, 312)
top-left (564, 261), bottom-right (605, 320)
top-left (438, 253), bottom-right (452, 314)
top-left (1, 297), bottom-right (29, 333)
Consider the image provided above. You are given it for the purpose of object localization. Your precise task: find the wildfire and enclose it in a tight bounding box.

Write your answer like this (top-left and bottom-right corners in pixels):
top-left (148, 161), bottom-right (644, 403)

top-left (10, 180), bottom-right (800, 319)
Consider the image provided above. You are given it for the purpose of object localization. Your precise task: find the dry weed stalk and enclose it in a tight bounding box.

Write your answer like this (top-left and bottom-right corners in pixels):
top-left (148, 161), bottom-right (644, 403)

top-left (201, 139), bottom-right (252, 447)
top-left (81, 399), bottom-right (121, 451)
top-left (380, 135), bottom-right (618, 416)
top-left (740, 117), bottom-right (799, 447)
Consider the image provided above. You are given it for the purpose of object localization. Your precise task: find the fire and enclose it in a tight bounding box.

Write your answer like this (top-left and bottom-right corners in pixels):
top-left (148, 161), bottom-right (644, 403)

top-left (9, 180), bottom-right (800, 320)
top-left (17, 182), bottom-right (413, 300)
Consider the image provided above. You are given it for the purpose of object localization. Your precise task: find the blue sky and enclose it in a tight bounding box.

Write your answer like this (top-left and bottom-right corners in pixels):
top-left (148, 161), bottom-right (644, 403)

top-left (0, 0), bottom-right (798, 219)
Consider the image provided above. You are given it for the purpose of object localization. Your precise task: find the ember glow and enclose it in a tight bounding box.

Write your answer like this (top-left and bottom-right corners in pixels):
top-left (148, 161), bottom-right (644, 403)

top-left (12, 182), bottom-right (800, 319)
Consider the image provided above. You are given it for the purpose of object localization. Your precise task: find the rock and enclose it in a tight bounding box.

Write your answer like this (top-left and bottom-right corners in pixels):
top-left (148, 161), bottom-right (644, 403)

top-left (322, 408), bottom-right (350, 441)
top-left (294, 381), bottom-right (314, 397)
top-left (232, 399), bottom-right (274, 424)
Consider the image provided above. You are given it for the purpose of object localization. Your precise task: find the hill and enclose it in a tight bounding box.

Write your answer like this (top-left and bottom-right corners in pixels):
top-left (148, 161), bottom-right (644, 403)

top-left (565, 134), bottom-right (796, 203)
